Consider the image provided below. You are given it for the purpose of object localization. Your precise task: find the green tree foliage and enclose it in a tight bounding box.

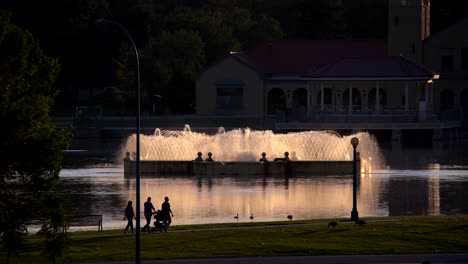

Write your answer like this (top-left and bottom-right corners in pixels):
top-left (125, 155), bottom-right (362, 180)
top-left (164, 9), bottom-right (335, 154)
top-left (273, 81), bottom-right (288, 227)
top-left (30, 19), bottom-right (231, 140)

top-left (165, 5), bottom-right (283, 60)
top-left (109, 0), bottom-right (156, 45)
top-left (247, 15), bottom-right (283, 47)
top-left (166, 7), bottom-right (240, 63)
top-left (143, 29), bottom-right (205, 113)
top-left (0, 10), bottom-right (71, 263)
top-left (38, 191), bottom-right (69, 264)
top-left (1, 0), bottom-right (464, 115)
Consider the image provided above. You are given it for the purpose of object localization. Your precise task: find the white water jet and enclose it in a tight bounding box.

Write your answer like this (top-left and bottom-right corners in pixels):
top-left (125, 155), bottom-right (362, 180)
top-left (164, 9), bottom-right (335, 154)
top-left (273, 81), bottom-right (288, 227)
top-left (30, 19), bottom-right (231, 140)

top-left (119, 125), bottom-right (385, 170)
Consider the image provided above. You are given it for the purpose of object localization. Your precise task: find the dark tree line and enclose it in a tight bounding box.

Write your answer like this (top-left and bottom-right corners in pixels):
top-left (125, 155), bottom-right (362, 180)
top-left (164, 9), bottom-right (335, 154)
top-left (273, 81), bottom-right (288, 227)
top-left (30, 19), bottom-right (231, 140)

top-left (0, 10), bottom-right (71, 263)
top-left (0, 0), bottom-right (465, 115)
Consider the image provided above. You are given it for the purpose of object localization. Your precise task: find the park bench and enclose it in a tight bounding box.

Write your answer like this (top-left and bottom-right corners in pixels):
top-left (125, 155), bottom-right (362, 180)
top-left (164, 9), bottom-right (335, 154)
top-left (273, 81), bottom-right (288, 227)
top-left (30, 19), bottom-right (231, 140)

top-left (65, 214), bottom-right (103, 232)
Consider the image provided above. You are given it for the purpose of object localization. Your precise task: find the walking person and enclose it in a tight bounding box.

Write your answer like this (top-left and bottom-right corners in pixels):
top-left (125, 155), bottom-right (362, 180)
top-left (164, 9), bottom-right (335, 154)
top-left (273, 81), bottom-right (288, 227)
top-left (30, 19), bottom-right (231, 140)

top-left (142, 197), bottom-right (156, 232)
top-left (161, 196), bottom-right (174, 231)
top-left (124, 200), bottom-right (136, 233)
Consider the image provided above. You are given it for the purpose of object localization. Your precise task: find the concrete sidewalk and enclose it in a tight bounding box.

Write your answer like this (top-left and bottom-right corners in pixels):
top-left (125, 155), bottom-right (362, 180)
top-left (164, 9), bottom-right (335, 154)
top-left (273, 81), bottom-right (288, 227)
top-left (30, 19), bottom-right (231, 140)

top-left (82, 253), bottom-right (468, 264)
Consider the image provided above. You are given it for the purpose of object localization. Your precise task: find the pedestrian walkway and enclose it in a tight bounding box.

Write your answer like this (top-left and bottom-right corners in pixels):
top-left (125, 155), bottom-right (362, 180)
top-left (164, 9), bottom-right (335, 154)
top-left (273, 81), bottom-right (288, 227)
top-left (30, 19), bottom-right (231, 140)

top-left (82, 253), bottom-right (468, 264)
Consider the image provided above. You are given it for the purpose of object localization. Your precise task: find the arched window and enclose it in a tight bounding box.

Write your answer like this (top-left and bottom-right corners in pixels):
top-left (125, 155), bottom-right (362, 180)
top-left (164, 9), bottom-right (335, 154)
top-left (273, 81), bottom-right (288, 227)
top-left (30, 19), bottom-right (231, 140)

top-left (292, 88), bottom-right (307, 111)
top-left (460, 89), bottom-right (468, 119)
top-left (267, 88), bottom-right (286, 114)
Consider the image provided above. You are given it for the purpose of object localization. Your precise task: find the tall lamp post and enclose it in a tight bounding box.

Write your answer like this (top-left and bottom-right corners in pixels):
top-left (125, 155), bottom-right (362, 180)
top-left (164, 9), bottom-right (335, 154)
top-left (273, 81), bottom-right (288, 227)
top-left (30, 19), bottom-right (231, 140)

top-left (95, 18), bottom-right (141, 264)
top-left (350, 137), bottom-right (359, 221)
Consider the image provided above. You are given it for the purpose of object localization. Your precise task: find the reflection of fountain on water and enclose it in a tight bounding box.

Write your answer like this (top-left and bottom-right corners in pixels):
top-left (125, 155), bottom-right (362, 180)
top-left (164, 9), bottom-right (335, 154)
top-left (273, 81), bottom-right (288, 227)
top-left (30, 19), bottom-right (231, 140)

top-left (120, 124), bottom-right (384, 170)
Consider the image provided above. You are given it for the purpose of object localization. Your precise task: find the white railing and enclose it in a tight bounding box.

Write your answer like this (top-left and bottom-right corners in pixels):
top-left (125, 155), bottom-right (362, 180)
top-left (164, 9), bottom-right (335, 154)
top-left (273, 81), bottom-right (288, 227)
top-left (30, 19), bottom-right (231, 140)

top-left (280, 104), bottom-right (438, 123)
top-left (317, 104), bottom-right (412, 114)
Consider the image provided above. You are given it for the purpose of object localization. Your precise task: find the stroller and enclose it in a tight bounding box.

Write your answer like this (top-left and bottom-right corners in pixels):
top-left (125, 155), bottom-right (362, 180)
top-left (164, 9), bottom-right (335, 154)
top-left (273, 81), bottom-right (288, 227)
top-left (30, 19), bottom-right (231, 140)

top-left (153, 210), bottom-right (167, 232)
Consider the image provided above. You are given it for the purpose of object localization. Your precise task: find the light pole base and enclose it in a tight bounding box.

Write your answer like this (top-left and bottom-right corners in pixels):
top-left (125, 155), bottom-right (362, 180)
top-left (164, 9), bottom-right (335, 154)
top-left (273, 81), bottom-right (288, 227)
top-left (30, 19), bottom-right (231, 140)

top-left (351, 210), bottom-right (359, 221)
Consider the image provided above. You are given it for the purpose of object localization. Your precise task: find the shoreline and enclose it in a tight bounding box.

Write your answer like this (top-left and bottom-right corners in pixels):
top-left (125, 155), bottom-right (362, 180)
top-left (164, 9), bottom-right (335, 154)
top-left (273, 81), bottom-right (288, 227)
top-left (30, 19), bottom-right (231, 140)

top-left (48, 214), bottom-right (467, 235)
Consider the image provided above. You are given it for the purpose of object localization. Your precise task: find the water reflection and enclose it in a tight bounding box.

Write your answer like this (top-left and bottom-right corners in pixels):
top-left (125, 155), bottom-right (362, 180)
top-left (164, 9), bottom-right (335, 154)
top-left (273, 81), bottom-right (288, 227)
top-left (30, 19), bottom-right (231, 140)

top-left (57, 167), bottom-right (468, 231)
top-left (383, 140), bottom-right (468, 170)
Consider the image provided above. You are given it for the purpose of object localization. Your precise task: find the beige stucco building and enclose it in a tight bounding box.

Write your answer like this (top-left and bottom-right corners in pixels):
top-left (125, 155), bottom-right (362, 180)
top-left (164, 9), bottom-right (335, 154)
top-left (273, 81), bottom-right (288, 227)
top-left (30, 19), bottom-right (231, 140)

top-left (196, 0), bottom-right (467, 136)
top-left (388, 0), bottom-right (468, 119)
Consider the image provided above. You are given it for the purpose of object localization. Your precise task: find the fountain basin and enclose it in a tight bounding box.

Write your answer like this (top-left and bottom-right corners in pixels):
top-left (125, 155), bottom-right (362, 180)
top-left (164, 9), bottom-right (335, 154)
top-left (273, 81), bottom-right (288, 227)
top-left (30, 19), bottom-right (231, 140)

top-left (123, 159), bottom-right (360, 177)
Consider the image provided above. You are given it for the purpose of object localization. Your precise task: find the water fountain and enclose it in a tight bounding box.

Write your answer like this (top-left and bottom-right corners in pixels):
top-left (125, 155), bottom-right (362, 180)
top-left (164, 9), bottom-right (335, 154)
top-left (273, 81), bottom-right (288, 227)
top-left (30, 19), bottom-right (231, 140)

top-left (121, 125), bottom-right (383, 177)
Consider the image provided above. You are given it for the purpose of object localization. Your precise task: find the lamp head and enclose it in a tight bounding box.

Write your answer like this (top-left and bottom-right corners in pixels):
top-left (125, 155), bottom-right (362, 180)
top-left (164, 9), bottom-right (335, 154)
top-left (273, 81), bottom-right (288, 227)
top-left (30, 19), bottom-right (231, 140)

top-left (350, 137), bottom-right (359, 147)
top-left (95, 18), bottom-right (105, 24)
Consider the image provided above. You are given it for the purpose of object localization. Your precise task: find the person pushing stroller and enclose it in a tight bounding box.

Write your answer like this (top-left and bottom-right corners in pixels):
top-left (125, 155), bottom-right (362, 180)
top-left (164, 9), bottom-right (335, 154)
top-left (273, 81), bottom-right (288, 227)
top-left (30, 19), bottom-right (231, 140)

top-left (153, 209), bottom-right (167, 232)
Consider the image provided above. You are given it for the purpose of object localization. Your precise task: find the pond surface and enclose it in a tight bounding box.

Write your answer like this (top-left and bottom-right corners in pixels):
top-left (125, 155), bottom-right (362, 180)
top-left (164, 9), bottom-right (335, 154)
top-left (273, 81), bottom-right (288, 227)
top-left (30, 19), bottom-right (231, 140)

top-left (56, 137), bottom-right (468, 231)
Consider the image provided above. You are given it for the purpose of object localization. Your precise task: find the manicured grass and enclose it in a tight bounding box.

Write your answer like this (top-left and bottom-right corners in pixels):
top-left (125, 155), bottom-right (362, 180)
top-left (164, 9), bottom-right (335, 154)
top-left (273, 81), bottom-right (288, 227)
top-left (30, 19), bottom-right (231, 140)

top-left (2, 215), bottom-right (468, 263)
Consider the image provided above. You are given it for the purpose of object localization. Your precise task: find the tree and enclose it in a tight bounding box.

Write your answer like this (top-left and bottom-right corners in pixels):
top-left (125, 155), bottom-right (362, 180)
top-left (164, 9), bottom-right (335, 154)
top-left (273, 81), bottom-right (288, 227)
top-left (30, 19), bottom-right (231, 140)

top-left (38, 191), bottom-right (70, 264)
top-left (143, 29), bottom-right (205, 113)
top-left (166, 7), bottom-right (240, 63)
top-left (0, 10), bottom-right (71, 263)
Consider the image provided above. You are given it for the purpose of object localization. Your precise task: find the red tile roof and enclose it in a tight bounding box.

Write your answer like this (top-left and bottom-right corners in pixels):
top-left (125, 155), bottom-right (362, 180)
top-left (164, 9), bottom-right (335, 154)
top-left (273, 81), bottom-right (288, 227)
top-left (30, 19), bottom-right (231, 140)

top-left (308, 56), bottom-right (437, 78)
top-left (231, 40), bottom-right (436, 79)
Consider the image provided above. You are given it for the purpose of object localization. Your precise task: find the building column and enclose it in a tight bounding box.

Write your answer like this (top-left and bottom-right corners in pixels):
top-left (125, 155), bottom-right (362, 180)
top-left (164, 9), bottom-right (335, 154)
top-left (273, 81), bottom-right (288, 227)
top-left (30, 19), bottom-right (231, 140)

top-left (376, 82), bottom-right (380, 114)
top-left (320, 82), bottom-right (325, 112)
top-left (405, 82), bottom-right (409, 111)
top-left (392, 129), bottom-right (402, 142)
top-left (348, 82), bottom-right (353, 113)
top-left (429, 82), bottom-right (435, 112)
top-left (425, 82), bottom-right (430, 102)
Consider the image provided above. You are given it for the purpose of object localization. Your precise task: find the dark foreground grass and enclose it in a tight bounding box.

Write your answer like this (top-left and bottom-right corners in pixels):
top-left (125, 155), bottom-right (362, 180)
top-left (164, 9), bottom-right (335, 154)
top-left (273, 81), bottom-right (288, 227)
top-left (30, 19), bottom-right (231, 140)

top-left (2, 215), bottom-right (468, 263)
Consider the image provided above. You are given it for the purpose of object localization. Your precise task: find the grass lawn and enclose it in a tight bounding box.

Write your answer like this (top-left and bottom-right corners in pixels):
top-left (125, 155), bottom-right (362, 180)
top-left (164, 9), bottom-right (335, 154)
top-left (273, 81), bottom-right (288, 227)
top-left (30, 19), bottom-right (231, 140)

top-left (2, 215), bottom-right (468, 263)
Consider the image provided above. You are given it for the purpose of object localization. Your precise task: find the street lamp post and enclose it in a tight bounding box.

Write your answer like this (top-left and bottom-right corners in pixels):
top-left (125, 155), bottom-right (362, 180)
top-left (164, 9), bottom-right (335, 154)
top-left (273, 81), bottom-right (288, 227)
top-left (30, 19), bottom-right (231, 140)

top-left (95, 18), bottom-right (141, 264)
top-left (350, 137), bottom-right (359, 221)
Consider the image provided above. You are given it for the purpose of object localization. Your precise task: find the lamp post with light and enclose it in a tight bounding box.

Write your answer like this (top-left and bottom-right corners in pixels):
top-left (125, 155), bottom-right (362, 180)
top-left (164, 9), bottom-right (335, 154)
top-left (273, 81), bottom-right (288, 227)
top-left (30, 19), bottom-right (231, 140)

top-left (350, 137), bottom-right (359, 221)
top-left (95, 18), bottom-right (141, 264)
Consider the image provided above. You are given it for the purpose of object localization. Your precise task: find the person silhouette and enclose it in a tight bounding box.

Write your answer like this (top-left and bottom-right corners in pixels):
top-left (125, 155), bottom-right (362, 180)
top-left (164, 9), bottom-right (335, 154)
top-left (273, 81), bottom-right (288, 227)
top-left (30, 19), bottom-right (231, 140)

top-left (124, 200), bottom-right (136, 233)
top-left (161, 196), bottom-right (174, 232)
top-left (142, 197), bottom-right (156, 232)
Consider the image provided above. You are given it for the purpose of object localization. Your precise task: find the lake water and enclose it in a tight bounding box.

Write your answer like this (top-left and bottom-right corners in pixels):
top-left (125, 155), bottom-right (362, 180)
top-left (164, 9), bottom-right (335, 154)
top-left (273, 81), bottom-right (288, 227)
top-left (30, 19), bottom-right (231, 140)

top-left (58, 139), bottom-right (468, 231)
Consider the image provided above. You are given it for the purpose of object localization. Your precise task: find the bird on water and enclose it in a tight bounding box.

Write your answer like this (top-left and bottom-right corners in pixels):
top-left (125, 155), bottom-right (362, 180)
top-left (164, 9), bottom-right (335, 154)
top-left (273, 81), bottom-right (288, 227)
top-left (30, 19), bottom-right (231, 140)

top-left (328, 221), bottom-right (338, 228)
top-left (287, 215), bottom-right (293, 221)
top-left (250, 213), bottom-right (254, 219)
top-left (234, 213), bottom-right (239, 219)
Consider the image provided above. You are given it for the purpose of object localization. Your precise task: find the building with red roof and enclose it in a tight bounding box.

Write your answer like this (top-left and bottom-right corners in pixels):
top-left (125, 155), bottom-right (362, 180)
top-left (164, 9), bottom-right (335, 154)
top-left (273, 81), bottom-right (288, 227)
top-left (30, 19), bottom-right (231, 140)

top-left (196, 0), bottom-right (467, 138)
